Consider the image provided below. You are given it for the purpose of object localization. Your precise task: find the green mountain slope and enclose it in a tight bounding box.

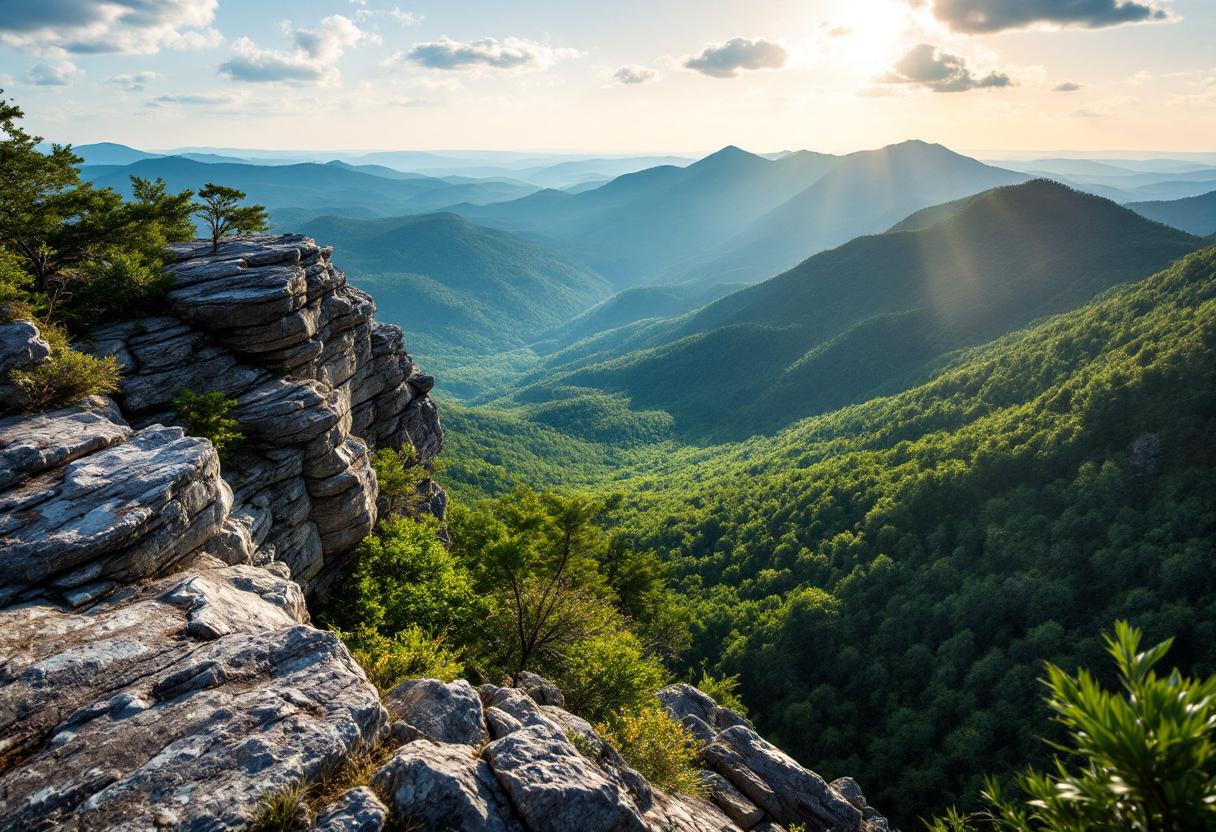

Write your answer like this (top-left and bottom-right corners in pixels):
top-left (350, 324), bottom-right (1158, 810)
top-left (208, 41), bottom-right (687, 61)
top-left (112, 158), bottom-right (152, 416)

top-left (534, 181), bottom-right (1201, 440)
top-left (300, 213), bottom-right (612, 357)
top-left (441, 242), bottom-right (1216, 827)
top-left (672, 140), bottom-right (1031, 287)
top-left (453, 147), bottom-right (841, 287)
top-left (1129, 189), bottom-right (1216, 237)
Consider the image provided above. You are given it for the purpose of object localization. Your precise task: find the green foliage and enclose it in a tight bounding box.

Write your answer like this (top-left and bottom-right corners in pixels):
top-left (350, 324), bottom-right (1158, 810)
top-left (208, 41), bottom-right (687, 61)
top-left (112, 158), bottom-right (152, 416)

top-left (326, 515), bottom-right (482, 640)
top-left (0, 92), bottom-right (195, 328)
top-left (5, 321), bottom-right (120, 413)
top-left (693, 666), bottom-right (748, 717)
top-left (442, 244), bottom-right (1216, 825)
top-left (172, 389), bottom-right (243, 461)
top-left (597, 704), bottom-right (706, 797)
top-left (249, 782), bottom-right (310, 832)
top-left (554, 630), bottom-right (669, 725)
top-left (196, 183), bottom-right (270, 253)
top-left (925, 622), bottom-right (1216, 832)
top-left (336, 625), bottom-right (462, 693)
top-left (370, 446), bottom-right (429, 519)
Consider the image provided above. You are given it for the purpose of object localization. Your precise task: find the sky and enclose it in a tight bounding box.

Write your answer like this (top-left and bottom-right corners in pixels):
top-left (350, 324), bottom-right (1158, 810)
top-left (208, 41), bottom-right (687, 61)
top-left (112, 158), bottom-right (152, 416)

top-left (0, 0), bottom-right (1213, 155)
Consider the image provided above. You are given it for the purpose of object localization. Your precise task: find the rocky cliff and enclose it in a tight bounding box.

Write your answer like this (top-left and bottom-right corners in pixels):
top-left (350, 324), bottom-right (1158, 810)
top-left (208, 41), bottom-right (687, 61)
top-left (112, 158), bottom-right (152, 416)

top-left (0, 235), bottom-right (887, 832)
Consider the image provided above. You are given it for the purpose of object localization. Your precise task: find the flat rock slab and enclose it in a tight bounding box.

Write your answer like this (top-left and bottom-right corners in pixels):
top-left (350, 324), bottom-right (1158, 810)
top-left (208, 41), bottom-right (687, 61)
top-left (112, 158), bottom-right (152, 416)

top-left (482, 723), bottom-right (649, 832)
top-left (702, 726), bottom-right (861, 832)
top-left (0, 560), bottom-right (385, 831)
top-left (0, 396), bottom-right (131, 491)
top-left (384, 678), bottom-right (489, 747)
top-left (372, 740), bottom-right (522, 832)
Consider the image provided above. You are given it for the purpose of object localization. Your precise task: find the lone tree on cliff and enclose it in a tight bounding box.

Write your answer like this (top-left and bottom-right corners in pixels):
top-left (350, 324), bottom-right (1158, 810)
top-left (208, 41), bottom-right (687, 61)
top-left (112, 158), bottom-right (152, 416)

top-left (195, 183), bottom-right (270, 253)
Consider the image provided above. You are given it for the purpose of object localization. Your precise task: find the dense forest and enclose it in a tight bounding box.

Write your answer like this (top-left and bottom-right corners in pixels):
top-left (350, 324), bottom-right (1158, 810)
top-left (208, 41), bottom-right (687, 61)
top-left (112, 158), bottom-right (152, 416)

top-left (441, 243), bottom-right (1216, 825)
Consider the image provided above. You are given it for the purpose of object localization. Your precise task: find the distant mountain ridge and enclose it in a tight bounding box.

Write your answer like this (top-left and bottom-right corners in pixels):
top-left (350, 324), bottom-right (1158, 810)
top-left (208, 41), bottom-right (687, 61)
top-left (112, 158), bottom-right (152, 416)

top-left (1129, 190), bottom-right (1216, 237)
top-left (513, 180), bottom-right (1203, 440)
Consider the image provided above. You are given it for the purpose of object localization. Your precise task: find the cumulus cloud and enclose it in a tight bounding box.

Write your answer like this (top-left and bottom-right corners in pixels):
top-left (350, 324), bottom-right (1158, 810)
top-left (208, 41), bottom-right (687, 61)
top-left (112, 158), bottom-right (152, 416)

top-left (614, 65), bottom-right (656, 85)
top-left (219, 15), bottom-right (373, 85)
top-left (905, 0), bottom-right (1172, 33)
top-left (1053, 80), bottom-right (1083, 91)
top-left (877, 43), bottom-right (1013, 92)
top-left (388, 36), bottom-right (578, 72)
top-left (26, 61), bottom-right (83, 86)
top-left (104, 70), bottom-right (158, 90)
top-left (0, 0), bottom-right (221, 56)
top-left (354, 6), bottom-right (421, 24)
top-left (682, 37), bottom-right (787, 79)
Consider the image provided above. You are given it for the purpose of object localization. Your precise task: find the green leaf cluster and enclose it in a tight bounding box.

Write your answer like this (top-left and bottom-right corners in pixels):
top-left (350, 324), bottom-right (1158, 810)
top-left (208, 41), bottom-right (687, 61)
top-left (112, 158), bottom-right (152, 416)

top-left (172, 388), bottom-right (243, 462)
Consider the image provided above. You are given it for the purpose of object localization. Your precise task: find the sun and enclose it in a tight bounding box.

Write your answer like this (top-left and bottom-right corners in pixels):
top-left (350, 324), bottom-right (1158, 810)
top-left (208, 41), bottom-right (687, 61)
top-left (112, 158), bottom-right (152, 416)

top-left (827, 0), bottom-right (911, 72)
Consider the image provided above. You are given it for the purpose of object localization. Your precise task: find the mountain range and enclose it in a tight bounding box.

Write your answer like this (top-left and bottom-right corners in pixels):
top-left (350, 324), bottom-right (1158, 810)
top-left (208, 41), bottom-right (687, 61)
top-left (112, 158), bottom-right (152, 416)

top-left (1129, 190), bottom-right (1216, 237)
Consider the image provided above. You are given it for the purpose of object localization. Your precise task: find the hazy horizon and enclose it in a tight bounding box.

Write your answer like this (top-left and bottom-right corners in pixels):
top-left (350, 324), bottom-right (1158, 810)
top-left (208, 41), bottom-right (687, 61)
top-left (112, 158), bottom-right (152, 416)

top-left (1, 0), bottom-right (1213, 154)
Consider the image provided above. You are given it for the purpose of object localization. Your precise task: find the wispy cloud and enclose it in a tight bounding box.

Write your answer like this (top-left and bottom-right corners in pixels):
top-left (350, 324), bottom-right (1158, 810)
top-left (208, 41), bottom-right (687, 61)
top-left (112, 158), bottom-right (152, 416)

top-left (1053, 81), bottom-right (1084, 92)
top-left (148, 90), bottom-right (249, 108)
top-left (614, 65), bottom-right (656, 85)
top-left (385, 36), bottom-right (579, 72)
top-left (104, 71), bottom-right (159, 91)
top-left (219, 15), bottom-right (375, 85)
top-left (0, 0), bottom-right (222, 56)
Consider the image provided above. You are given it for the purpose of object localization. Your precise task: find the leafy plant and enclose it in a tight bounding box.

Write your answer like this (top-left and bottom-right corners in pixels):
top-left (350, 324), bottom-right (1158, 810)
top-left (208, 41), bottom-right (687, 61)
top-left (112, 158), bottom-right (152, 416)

top-left (337, 624), bottom-right (462, 693)
top-left (371, 445), bottom-right (430, 519)
top-left (172, 388), bottom-right (243, 461)
top-left (553, 630), bottom-right (669, 724)
top-left (597, 704), bottom-right (706, 797)
top-left (6, 322), bottom-right (120, 413)
top-left (195, 183), bottom-right (270, 253)
top-left (692, 665), bottom-right (748, 717)
top-left (249, 782), bottom-right (311, 832)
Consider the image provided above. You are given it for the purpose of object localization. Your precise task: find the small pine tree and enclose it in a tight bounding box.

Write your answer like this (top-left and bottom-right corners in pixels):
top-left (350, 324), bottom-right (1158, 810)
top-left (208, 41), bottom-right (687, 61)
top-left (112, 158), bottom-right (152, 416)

top-left (194, 183), bottom-right (270, 253)
top-left (172, 388), bottom-right (243, 462)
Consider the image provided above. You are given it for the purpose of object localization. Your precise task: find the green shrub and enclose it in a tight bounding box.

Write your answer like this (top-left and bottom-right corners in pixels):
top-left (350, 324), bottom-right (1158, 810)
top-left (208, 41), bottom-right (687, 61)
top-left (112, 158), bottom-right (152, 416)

top-left (924, 621), bottom-right (1216, 832)
top-left (249, 782), bottom-right (310, 832)
top-left (693, 667), bottom-right (748, 717)
top-left (172, 388), bottom-right (243, 461)
top-left (553, 630), bottom-right (669, 724)
top-left (371, 445), bottom-right (429, 519)
top-left (6, 323), bottom-right (120, 412)
top-left (598, 704), bottom-right (706, 797)
top-left (337, 624), bottom-right (462, 693)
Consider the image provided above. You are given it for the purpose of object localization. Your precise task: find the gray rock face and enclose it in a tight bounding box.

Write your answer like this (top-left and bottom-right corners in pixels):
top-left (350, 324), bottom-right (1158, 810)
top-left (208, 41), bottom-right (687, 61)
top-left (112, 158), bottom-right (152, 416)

top-left (313, 787), bottom-right (388, 832)
top-left (482, 723), bottom-right (650, 832)
top-left (372, 740), bottom-right (523, 832)
top-left (702, 726), bottom-right (862, 832)
top-left (0, 421), bottom-right (229, 606)
top-left (80, 234), bottom-right (444, 594)
top-left (0, 395), bottom-right (130, 490)
top-left (0, 558), bottom-right (386, 831)
top-left (699, 771), bottom-right (764, 829)
top-left (0, 318), bottom-right (51, 402)
top-left (514, 671), bottom-right (566, 707)
top-left (384, 678), bottom-right (489, 747)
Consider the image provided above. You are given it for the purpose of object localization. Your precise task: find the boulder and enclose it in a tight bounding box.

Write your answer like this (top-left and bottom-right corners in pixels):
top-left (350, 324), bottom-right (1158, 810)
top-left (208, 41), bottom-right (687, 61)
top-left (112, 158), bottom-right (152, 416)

top-left (383, 679), bottom-right (489, 747)
top-left (514, 671), bottom-right (565, 707)
top-left (0, 396), bottom-right (131, 490)
top-left (542, 706), bottom-right (654, 812)
top-left (482, 722), bottom-right (649, 832)
top-left (313, 787), bottom-right (388, 832)
top-left (372, 740), bottom-right (523, 832)
top-left (0, 558), bottom-right (385, 831)
top-left (702, 726), bottom-right (861, 832)
top-left (0, 318), bottom-right (51, 402)
top-left (650, 790), bottom-right (740, 832)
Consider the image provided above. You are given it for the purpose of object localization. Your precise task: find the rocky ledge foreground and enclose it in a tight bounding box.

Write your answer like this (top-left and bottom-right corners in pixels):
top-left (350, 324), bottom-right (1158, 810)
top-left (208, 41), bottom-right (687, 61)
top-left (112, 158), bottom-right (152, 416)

top-left (0, 236), bottom-right (887, 831)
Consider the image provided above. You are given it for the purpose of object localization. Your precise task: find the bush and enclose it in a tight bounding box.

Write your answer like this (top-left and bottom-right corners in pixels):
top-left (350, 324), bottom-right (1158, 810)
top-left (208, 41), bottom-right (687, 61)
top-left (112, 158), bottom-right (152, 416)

top-left (553, 630), bottom-right (669, 724)
top-left (693, 667), bottom-right (748, 717)
top-left (337, 625), bottom-right (462, 693)
top-left (325, 515), bottom-right (483, 642)
top-left (597, 704), bottom-right (706, 797)
top-left (6, 324), bottom-right (120, 412)
top-left (172, 388), bottom-right (243, 461)
top-left (370, 445), bottom-right (429, 518)
top-left (925, 621), bottom-right (1216, 832)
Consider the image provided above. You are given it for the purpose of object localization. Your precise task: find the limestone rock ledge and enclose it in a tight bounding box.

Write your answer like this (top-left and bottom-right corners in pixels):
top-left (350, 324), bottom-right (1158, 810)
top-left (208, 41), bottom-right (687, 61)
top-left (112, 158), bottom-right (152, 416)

top-left (0, 556), bottom-right (386, 831)
top-left (81, 234), bottom-right (445, 594)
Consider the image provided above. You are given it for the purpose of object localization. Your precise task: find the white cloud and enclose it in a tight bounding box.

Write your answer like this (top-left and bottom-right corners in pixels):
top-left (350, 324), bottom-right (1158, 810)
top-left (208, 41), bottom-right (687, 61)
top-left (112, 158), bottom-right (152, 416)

top-left (875, 43), bottom-right (1014, 92)
top-left (218, 15), bottom-right (374, 86)
top-left (0, 0), bottom-right (221, 56)
top-left (148, 90), bottom-right (248, 108)
top-left (614, 65), bottom-right (656, 85)
top-left (682, 38), bottom-right (787, 79)
top-left (391, 36), bottom-right (579, 72)
top-left (104, 70), bottom-right (158, 90)
top-left (26, 61), bottom-right (84, 86)
top-left (903, 0), bottom-right (1173, 33)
